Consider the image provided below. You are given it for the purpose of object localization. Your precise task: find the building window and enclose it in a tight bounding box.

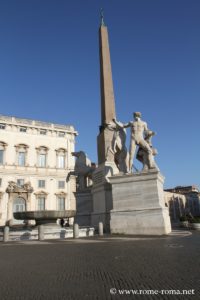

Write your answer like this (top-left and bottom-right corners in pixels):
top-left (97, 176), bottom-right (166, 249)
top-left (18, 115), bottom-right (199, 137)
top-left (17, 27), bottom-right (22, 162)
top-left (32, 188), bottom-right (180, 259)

top-left (40, 129), bottom-right (46, 135)
top-left (38, 197), bottom-right (45, 210)
top-left (39, 154), bottom-right (46, 167)
top-left (13, 197), bottom-right (25, 213)
top-left (0, 178), bottom-right (2, 187)
top-left (19, 127), bottom-right (27, 133)
top-left (58, 181), bottom-right (65, 189)
top-left (0, 142), bottom-right (7, 165)
top-left (38, 180), bottom-right (45, 188)
top-left (17, 179), bottom-right (24, 187)
top-left (57, 196), bottom-right (65, 210)
top-left (58, 132), bottom-right (65, 137)
top-left (57, 155), bottom-right (65, 168)
top-left (0, 124), bottom-right (5, 130)
top-left (15, 144), bottom-right (28, 167)
top-left (36, 146), bottom-right (48, 168)
top-left (18, 152), bottom-right (25, 166)
top-left (0, 149), bottom-right (4, 165)
top-left (56, 148), bottom-right (67, 169)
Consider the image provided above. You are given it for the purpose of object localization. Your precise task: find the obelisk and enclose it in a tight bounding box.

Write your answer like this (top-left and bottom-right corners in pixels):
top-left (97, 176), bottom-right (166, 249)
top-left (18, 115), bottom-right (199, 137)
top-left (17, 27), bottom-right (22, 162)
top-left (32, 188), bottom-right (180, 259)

top-left (97, 10), bottom-right (117, 165)
top-left (91, 12), bottom-right (171, 235)
top-left (91, 11), bottom-right (118, 231)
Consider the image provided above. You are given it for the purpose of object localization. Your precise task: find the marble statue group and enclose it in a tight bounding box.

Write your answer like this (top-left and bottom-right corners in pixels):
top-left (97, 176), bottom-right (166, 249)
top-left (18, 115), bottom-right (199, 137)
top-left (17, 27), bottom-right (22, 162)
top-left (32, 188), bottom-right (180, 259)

top-left (67, 112), bottom-right (159, 190)
top-left (66, 17), bottom-right (171, 236)
top-left (107, 111), bottom-right (158, 173)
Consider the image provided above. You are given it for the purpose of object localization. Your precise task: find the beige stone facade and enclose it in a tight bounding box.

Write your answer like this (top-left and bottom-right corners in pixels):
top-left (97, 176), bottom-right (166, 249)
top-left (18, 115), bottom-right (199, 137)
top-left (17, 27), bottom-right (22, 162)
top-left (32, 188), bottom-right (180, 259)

top-left (164, 192), bottom-right (186, 222)
top-left (0, 114), bottom-right (77, 226)
top-left (164, 186), bottom-right (200, 221)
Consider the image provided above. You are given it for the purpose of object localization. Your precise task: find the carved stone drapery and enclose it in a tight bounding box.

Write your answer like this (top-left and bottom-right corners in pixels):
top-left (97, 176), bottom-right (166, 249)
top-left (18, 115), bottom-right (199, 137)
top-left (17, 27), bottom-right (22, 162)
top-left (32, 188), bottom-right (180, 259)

top-left (6, 181), bottom-right (33, 194)
top-left (0, 141), bottom-right (8, 149)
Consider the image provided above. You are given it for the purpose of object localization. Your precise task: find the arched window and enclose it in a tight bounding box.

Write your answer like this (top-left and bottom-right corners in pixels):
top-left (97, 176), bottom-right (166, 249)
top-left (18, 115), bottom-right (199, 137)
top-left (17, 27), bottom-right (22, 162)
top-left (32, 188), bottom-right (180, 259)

top-left (13, 197), bottom-right (26, 224)
top-left (13, 197), bottom-right (26, 212)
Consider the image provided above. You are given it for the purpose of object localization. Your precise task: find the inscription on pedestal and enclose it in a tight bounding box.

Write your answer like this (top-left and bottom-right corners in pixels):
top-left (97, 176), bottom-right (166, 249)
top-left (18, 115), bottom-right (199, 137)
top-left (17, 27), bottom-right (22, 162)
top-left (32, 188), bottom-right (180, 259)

top-left (93, 171), bottom-right (104, 185)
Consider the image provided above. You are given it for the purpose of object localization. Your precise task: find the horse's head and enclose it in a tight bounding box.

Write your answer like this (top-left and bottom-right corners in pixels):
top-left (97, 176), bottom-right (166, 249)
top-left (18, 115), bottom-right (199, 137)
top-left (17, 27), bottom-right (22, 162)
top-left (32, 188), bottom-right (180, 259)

top-left (146, 130), bottom-right (155, 137)
top-left (71, 151), bottom-right (86, 158)
top-left (72, 151), bottom-right (87, 165)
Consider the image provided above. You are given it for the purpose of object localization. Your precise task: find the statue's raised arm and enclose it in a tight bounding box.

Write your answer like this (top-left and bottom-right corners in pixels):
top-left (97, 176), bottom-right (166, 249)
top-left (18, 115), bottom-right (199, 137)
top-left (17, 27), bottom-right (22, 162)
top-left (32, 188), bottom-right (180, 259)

top-left (112, 118), bottom-right (131, 129)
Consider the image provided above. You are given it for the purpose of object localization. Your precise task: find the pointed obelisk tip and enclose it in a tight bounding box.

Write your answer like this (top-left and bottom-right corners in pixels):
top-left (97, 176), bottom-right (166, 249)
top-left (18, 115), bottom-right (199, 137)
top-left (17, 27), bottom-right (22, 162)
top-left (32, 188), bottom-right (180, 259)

top-left (100, 8), bottom-right (105, 26)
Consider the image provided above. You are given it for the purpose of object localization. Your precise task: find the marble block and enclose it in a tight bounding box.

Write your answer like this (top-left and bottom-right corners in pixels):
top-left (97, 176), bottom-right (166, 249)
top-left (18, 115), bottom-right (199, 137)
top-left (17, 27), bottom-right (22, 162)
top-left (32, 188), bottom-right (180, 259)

top-left (75, 189), bottom-right (93, 226)
top-left (109, 170), bottom-right (171, 235)
top-left (90, 180), bottom-right (112, 232)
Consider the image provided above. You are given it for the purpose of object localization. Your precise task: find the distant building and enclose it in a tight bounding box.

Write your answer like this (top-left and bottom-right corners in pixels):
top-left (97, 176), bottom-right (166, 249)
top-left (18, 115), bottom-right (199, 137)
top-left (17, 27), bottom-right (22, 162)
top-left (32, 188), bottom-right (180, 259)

top-left (0, 114), bottom-right (77, 226)
top-left (164, 186), bottom-right (200, 221)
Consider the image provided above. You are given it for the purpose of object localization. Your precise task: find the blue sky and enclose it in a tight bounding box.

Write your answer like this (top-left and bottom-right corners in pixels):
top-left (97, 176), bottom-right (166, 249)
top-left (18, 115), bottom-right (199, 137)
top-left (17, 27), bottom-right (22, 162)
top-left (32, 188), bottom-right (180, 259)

top-left (0, 0), bottom-right (199, 188)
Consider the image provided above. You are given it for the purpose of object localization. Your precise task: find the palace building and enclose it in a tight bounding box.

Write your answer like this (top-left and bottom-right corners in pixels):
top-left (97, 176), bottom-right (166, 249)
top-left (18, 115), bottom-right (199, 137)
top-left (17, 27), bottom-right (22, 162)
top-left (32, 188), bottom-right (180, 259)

top-left (0, 114), bottom-right (77, 226)
top-left (164, 186), bottom-right (200, 222)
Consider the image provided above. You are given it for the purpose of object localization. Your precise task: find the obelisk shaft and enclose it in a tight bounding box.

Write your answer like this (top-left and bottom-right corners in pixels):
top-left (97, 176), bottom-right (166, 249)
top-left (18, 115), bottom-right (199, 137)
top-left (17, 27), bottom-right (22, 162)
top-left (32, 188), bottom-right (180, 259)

top-left (97, 22), bottom-right (117, 165)
top-left (99, 25), bottom-right (116, 125)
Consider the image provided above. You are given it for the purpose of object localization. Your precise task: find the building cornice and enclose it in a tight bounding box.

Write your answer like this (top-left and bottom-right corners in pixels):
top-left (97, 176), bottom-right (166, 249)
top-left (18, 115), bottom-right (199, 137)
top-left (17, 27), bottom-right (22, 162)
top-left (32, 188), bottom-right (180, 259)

top-left (0, 114), bottom-right (78, 135)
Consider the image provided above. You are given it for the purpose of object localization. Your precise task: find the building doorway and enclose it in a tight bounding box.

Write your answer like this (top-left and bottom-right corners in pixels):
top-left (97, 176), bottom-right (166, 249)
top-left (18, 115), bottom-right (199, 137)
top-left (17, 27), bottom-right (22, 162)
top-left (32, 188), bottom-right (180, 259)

top-left (13, 197), bottom-right (26, 224)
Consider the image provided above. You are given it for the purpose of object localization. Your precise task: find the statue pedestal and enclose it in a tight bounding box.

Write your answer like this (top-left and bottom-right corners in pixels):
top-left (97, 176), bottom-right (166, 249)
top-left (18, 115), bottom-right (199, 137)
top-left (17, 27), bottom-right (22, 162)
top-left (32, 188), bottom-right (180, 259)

top-left (91, 181), bottom-right (112, 232)
top-left (90, 162), bottom-right (118, 231)
top-left (109, 170), bottom-right (171, 235)
top-left (74, 188), bottom-right (93, 227)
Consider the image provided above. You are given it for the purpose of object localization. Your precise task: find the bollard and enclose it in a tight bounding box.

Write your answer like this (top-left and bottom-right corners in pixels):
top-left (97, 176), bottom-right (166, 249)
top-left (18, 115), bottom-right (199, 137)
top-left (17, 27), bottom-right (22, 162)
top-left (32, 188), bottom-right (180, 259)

top-left (38, 225), bottom-right (44, 241)
top-left (98, 222), bottom-right (104, 236)
top-left (3, 226), bottom-right (9, 242)
top-left (73, 223), bottom-right (79, 239)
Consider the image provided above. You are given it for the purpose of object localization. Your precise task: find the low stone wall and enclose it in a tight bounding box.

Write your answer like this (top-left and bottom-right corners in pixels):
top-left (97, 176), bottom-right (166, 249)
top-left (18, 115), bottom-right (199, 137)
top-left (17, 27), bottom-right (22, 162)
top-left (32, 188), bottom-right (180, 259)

top-left (0, 226), bottom-right (95, 241)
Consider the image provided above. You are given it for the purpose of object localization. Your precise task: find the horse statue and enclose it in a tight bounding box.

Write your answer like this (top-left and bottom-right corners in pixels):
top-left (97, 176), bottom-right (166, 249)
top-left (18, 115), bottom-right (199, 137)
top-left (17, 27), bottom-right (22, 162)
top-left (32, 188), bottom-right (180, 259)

top-left (105, 120), bottom-right (129, 173)
top-left (66, 151), bottom-right (96, 190)
top-left (136, 130), bottom-right (159, 171)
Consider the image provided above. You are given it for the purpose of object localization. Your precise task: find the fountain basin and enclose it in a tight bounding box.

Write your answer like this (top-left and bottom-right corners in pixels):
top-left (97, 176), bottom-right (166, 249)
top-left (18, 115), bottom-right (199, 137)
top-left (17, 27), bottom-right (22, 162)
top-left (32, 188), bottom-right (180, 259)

top-left (13, 210), bottom-right (76, 226)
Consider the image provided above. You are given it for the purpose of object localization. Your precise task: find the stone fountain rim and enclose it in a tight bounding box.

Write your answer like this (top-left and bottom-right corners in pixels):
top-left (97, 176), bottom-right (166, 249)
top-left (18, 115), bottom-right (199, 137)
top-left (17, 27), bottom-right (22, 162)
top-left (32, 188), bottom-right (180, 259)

top-left (13, 210), bottom-right (76, 220)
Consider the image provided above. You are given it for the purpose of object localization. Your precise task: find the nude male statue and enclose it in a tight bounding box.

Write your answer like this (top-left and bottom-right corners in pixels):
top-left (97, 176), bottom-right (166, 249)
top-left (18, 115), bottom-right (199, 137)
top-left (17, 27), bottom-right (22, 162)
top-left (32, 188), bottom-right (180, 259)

top-left (113, 112), bottom-right (154, 172)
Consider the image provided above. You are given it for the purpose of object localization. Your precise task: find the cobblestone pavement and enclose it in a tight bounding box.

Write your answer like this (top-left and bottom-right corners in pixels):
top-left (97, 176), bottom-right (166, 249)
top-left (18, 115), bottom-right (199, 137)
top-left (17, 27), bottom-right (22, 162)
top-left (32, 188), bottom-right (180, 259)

top-left (0, 230), bottom-right (199, 300)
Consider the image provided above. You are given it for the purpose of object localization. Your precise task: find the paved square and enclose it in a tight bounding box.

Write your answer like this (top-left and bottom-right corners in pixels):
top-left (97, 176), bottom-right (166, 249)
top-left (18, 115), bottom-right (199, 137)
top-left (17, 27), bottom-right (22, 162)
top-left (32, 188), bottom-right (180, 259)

top-left (0, 231), bottom-right (199, 299)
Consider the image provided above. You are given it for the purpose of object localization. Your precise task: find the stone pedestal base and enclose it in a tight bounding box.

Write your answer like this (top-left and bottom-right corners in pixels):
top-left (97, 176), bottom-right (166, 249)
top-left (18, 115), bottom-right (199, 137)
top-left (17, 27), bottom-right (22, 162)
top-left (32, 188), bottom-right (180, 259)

top-left (91, 181), bottom-right (112, 232)
top-left (109, 170), bottom-right (171, 235)
top-left (93, 162), bottom-right (119, 184)
top-left (74, 189), bottom-right (93, 226)
top-left (90, 162), bottom-right (119, 231)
